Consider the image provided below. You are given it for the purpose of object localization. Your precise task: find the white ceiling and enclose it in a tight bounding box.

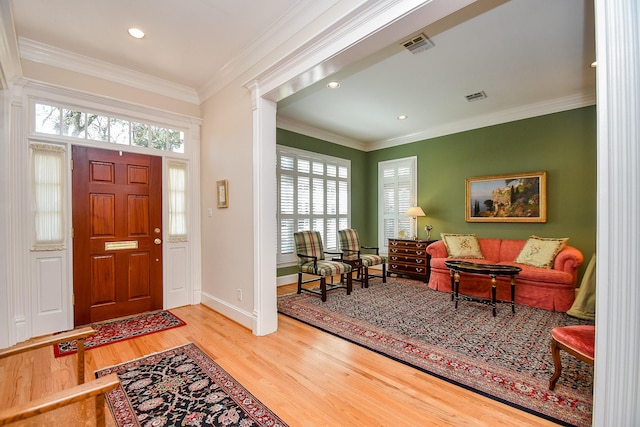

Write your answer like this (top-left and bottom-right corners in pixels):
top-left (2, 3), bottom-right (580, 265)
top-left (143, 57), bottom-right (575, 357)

top-left (8, 0), bottom-right (596, 150)
top-left (277, 0), bottom-right (596, 149)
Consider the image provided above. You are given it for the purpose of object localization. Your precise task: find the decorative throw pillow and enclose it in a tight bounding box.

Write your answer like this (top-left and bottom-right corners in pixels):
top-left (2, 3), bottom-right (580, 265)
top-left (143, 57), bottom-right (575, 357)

top-left (441, 233), bottom-right (484, 259)
top-left (515, 235), bottom-right (569, 268)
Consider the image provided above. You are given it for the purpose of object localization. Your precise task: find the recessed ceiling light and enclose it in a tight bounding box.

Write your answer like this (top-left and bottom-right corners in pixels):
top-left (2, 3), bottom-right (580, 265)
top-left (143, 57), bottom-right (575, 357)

top-left (327, 81), bottom-right (340, 89)
top-left (128, 28), bottom-right (145, 39)
top-left (397, 115), bottom-right (408, 120)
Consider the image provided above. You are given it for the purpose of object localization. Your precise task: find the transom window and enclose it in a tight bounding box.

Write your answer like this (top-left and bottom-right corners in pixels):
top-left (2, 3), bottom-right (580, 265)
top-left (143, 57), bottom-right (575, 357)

top-left (277, 145), bottom-right (350, 265)
top-left (34, 102), bottom-right (185, 153)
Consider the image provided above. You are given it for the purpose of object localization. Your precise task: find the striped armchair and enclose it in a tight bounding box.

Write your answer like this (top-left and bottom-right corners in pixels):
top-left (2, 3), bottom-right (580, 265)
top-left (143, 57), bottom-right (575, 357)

top-left (338, 229), bottom-right (387, 288)
top-left (294, 231), bottom-right (353, 301)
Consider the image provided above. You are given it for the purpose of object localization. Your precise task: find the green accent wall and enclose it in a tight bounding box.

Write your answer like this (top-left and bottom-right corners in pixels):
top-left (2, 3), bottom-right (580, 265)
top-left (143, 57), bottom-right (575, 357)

top-left (277, 106), bottom-right (597, 281)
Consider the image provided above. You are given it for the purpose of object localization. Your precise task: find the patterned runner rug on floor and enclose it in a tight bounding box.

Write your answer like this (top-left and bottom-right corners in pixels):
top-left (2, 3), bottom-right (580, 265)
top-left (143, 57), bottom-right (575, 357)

top-left (278, 277), bottom-right (594, 427)
top-left (95, 343), bottom-right (288, 427)
top-left (54, 310), bottom-right (186, 357)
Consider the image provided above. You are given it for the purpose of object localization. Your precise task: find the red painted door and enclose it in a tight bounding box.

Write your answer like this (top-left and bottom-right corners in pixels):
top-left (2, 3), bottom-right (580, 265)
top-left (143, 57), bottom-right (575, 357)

top-left (72, 146), bottom-right (163, 325)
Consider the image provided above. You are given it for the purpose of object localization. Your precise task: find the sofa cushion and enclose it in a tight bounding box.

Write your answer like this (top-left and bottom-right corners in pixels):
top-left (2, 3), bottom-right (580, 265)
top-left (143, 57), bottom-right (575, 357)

top-left (515, 235), bottom-right (569, 268)
top-left (499, 239), bottom-right (526, 262)
top-left (478, 238), bottom-right (503, 262)
top-left (441, 233), bottom-right (484, 259)
top-left (497, 261), bottom-right (575, 285)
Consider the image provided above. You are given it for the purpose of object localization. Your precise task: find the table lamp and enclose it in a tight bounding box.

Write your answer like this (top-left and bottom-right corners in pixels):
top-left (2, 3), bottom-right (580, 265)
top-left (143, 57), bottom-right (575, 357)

top-left (404, 206), bottom-right (426, 239)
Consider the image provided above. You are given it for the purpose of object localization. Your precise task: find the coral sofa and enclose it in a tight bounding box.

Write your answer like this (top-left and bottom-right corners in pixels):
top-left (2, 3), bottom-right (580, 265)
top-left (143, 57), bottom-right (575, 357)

top-left (426, 238), bottom-right (584, 311)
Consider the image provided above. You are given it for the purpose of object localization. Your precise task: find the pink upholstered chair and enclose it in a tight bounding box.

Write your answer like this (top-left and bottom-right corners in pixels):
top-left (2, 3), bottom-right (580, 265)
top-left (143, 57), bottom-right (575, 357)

top-left (549, 325), bottom-right (595, 390)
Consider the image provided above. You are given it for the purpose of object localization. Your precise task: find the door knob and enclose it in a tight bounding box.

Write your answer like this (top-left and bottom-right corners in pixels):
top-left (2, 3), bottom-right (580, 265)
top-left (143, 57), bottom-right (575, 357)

top-left (154, 238), bottom-right (162, 245)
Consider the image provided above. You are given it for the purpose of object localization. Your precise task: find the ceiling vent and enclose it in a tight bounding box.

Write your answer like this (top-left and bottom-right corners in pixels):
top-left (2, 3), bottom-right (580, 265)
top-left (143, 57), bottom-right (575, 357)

top-left (401, 33), bottom-right (434, 54)
top-left (465, 91), bottom-right (488, 102)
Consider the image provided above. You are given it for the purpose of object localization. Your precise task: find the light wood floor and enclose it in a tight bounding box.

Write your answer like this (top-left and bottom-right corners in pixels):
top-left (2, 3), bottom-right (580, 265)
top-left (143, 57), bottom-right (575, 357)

top-left (0, 296), bottom-right (560, 426)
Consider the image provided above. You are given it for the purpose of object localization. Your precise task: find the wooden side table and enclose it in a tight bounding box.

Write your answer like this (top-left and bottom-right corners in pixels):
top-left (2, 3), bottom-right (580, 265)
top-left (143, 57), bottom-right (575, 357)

top-left (387, 239), bottom-right (438, 282)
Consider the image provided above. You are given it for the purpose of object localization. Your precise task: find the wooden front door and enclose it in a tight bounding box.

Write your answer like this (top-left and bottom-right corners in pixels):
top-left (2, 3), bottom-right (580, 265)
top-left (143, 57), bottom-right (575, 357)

top-left (72, 146), bottom-right (163, 326)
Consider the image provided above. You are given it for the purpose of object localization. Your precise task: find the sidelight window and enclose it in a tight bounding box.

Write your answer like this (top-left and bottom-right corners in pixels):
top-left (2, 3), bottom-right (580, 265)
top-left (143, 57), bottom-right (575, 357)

top-left (31, 143), bottom-right (66, 250)
top-left (168, 161), bottom-right (188, 241)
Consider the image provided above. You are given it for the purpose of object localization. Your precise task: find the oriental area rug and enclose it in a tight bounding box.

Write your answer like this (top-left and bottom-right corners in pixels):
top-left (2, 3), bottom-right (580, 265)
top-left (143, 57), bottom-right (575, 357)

top-left (54, 310), bottom-right (186, 357)
top-left (95, 343), bottom-right (288, 427)
top-left (278, 278), bottom-right (594, 427)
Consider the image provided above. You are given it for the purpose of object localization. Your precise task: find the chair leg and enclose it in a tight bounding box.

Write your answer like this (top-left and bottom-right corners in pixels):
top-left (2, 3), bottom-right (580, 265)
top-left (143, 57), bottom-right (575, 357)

top-left (382, 263), bottom-right (387, 283)
top-left (549, 337), bottom-right (562, 390)
top-left (297, 272), bottom-right (303, 294)
top-left (346, 271), bottom-right (352, 295)
top-left (321, 277), bottom-right (327, 302)
top-left (363, 266), bottom-right (369, 288)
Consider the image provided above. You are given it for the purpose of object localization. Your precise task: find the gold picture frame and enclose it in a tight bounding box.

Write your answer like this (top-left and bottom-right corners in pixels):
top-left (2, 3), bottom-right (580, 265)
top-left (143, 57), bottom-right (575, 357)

top-left (465, 171), bottom-right (547, 223)
top-left (216, 179), bottom-right (229, 208)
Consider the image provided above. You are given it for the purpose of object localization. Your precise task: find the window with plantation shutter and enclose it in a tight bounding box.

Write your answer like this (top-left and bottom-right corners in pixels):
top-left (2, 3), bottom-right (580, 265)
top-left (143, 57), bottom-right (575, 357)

top-left (277, 145), bottom-right (350, 265)
top-left (378, 157), bottom-right (417, 253)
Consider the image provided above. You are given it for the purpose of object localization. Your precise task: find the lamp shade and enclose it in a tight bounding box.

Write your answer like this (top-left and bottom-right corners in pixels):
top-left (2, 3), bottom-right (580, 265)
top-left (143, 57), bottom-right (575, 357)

top-left (405, 206), bottom-right (426, 217)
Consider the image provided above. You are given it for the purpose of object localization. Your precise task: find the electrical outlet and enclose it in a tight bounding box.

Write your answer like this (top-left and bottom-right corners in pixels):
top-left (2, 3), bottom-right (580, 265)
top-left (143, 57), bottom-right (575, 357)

top-left (236, 289), bottom-right (242, 301)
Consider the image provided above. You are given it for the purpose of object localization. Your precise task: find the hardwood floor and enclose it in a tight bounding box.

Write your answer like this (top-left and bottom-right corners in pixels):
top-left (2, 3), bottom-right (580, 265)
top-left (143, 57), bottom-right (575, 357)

top-left (0, 300), bottom-right (559, 426)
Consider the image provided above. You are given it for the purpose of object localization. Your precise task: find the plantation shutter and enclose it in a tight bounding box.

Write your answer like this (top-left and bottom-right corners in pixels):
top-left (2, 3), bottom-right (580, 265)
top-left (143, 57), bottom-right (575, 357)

top-left (277, 146), bottom-right (350, 265)
top-left (378, 157), bottom-right (417, 252)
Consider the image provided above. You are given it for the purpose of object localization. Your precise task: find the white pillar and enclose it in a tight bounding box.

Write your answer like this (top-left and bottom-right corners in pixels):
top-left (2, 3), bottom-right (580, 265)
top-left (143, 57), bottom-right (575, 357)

top-left (248, 81), bottom-right (278, 336)
top-left (594, 0), bottom-right (640, 425)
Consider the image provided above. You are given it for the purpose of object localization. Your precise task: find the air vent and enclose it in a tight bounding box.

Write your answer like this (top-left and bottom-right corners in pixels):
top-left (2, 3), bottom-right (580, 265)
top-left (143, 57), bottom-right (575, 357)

top-left (465, 91), bottom-right (488, 102)
top-left (401, 33), bottom-right (434, 54)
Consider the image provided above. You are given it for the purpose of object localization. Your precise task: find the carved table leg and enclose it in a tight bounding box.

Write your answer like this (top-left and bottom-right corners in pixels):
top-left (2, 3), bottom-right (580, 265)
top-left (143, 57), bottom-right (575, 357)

top-left (510, 275), bottom-right (516, 314)
top-left (490, 274), bottom-right (497, 317)
top-left (454, 271), bottom-right (461, 309)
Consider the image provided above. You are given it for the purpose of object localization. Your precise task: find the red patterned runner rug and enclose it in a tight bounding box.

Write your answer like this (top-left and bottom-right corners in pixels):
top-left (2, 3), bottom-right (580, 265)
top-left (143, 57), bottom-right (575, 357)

top-left (54, 310), bottom-right (186, 357)
top-left (95, 343), bottom-right (288, 427)
top-left (278, 277), bottom-right (594, 427)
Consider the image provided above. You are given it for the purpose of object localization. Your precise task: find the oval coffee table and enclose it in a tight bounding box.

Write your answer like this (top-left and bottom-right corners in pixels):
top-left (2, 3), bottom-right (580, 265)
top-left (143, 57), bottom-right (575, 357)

top-left (444, 260), bottom-right (522, 317)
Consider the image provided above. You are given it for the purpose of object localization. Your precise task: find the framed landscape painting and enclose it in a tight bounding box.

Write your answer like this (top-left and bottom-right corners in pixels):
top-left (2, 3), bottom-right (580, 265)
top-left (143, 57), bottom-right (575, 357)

top-left (465, 171), bottom-right (547, 223)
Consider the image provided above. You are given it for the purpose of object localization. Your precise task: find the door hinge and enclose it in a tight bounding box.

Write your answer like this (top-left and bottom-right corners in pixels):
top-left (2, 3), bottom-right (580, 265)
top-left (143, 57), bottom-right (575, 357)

top-left (71, 228), bottom-right (74, 238)
top-left (70, 158), bottom-right (73, 170)
top-left (72, 294), bottom-right (75, 305)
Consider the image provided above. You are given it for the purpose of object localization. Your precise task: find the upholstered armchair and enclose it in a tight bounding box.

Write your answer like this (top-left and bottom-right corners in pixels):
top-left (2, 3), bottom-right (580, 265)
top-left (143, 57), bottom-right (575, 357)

top-left (338, 229), bottom-right (387, 288)
top-left (294, 231), bottom-right (353, 301)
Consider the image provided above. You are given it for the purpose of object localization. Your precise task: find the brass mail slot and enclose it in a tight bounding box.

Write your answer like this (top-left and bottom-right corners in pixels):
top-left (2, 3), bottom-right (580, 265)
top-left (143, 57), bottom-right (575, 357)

top-left (105, 241), bottom-right (139, 251)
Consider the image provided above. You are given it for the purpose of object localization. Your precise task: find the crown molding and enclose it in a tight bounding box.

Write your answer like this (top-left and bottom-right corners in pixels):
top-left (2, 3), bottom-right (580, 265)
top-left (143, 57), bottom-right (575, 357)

top-left (198, 0), bottom-right (343, 102)
top-left (19, 37), bottom-right (200, 105)
top-left (279, 91), bottom-right (596, 152)
top-left (276, 116), bottom-right (367, 151)
top-left (368, 91), bottom-right (597, 151)
top-left (245, 0), bottom-right (450, 99)
top-left (0, 1), bottom-right (22, 88)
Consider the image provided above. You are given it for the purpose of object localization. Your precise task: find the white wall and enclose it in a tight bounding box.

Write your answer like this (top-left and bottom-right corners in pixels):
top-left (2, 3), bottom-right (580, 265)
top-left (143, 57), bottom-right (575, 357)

top-left (199, 83), bottom-right (257, 327)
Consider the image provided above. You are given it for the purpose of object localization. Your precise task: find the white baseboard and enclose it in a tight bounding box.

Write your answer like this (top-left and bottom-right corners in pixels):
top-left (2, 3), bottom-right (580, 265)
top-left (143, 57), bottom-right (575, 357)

top-left (200, 291), bottom-right (254, 330)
